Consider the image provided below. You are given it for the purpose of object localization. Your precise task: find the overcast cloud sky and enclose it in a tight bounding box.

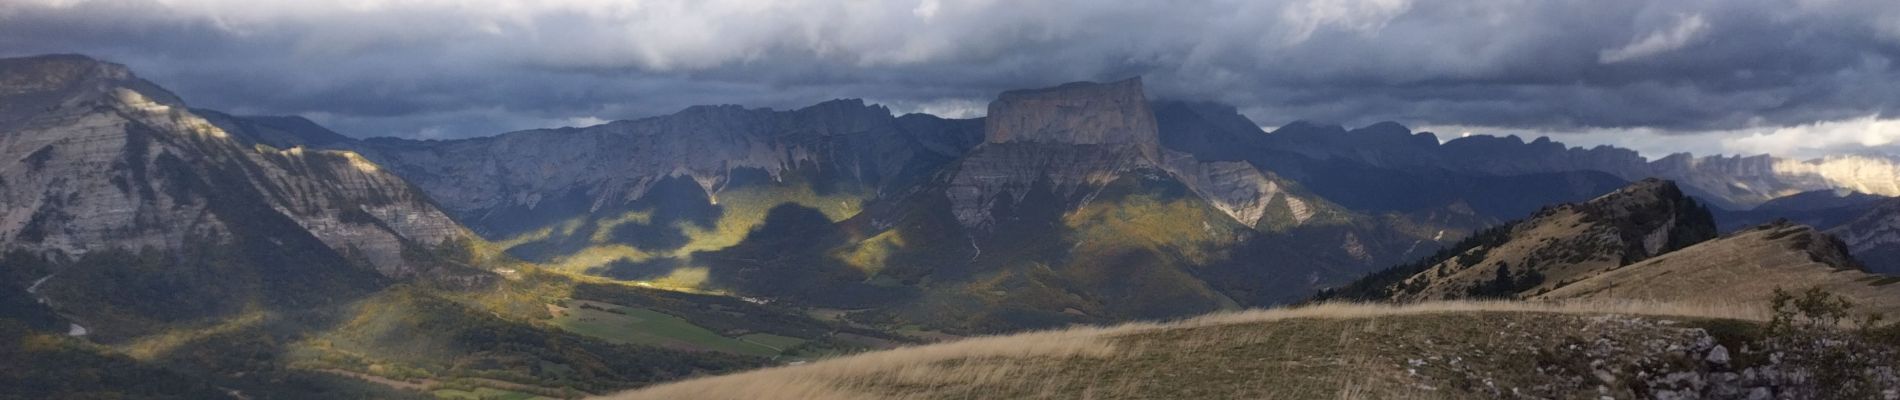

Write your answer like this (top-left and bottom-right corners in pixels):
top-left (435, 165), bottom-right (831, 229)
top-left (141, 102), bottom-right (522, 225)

top-left (4, 0), bottom-right (1899, 159)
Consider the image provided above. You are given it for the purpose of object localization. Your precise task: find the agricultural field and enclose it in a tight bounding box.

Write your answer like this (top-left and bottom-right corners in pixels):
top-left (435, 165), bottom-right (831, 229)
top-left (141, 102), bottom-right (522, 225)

top-left (549, 300), bottom-right (804, 358)
top-left (432, 387), bottom-right (548, 400)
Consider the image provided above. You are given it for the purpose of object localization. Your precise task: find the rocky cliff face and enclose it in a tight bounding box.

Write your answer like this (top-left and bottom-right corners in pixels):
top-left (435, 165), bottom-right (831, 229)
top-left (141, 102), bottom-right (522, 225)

top-left (1773, 155), bottom-right (1900, 198)
top-left (942, 143), bottom-right (1153, 228)
top-left (983, 78), bottom-right (1159, 160)
top-left (945, 79), bottom-right (1315, 231)
top-left (351, 99), bottom-right (982, 237)
top-left (0, 55), bottom-right (473, 279)
top-left (1826, 199), bottom-right (1900, 274)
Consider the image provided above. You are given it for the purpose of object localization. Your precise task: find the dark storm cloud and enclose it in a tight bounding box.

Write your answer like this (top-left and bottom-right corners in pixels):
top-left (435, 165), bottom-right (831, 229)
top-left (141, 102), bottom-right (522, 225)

top-left (3, 0), bottom-right (1898, 154)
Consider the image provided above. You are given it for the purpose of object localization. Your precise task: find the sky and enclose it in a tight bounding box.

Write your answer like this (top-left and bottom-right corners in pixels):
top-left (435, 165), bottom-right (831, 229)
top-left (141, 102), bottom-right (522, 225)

top-left (3, 0), bottom-right (1899, 159)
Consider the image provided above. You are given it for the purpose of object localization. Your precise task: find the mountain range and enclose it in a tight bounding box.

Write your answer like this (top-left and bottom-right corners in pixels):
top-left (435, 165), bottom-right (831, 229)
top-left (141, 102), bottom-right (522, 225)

top-left (4, 54), bottom-right (1899, 398)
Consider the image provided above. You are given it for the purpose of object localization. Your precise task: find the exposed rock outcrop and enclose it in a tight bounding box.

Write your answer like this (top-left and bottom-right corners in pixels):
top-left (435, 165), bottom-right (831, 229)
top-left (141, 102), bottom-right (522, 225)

top-left (1828, 199), bottom-right (1900, 274)
top-left (0, 54), bottom-right (473, 278)
top-left (943, 143), bottom-right (1153, 228)
top-left (945, 78), bottom-right (1313, 230)
top-left (349, 99), bottom-right (983, 236)
top-left (983, 78), bottom-right (1160, 160)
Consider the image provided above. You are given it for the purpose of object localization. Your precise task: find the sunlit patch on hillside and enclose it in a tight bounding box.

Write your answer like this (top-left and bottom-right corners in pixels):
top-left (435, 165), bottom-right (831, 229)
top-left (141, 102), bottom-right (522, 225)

top-left (118, 88), bottom-right (241, 140)
top-left (648, 266), bottom-right (710, 291)
top-left (672, 182), bottom-right (868, 255)
top-left (338, 151), bottom-right (382, 173)
top-left (835, 230), bottom-right (906, 276)
top-left (491, 177), bottom-right (875, 295)
top-left (495, 217), bottom-right (588, 250)
top-left (590, 210), bottom-right (655, 243)
top-left (119, 310), bottom-right (269, 361)
top-left (1063, 189), bottom-right (1242, 265)
top-left (548, 244), bottom-right (654, 273)
top-left (1255, 192), bottom-right (1357, 233)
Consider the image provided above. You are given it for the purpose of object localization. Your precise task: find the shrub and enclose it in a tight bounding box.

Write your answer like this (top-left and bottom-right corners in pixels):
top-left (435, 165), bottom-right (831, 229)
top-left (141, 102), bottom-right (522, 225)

top-left (1768, 287), bottom-right (1854, 333)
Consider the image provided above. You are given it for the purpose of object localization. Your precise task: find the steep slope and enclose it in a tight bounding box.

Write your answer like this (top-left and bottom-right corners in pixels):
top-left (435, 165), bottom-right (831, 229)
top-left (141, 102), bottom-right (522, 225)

top-left (0, 55), bottom-right (487, 339)
top-left (1321, 179), bottom-right (1718, 302)
top-left (1826, 199), bottom-right (1900, 274)
top-left (1538, 221), bottom-right (1900, 316)
top-left (352, 100), bottom-right (980, 238)
top-left (194, 109), bottom-right (354, 148)
top-left (983, 78), bottom-right (1160, 158)
top-left (814, 79), bottom-right (1459, 332)
top-left (0, 54), bottom-right (828, 399)
top-left (332, 100), bottom-right (985, 289)
top-left (275, 77), bottom-right (1450, 333)
top-left (945, 78), bottom-right (1277, 230)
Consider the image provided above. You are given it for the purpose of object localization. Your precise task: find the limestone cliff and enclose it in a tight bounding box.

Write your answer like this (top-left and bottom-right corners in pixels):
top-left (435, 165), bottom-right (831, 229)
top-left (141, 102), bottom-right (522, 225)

top-left (0, 54), bottom-right (474, 279)
top-left (350, 100), bottom-right (983, 236)
top-left (983, 78), bottom-right (1160, 160)
top-left (1826, 199), bottom-right (1900, 274)
top-left (946, 79), bottom-right (1310, 230)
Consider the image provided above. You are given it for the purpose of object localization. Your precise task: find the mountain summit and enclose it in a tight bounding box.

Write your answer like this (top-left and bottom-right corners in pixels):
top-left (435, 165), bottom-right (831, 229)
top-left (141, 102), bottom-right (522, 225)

top-left (1321, 179), bottom-right (1719, 302)
top-left (0, 54), bottom-right (484, 339)
top-left (984, 77), bottom-right (1160, 160)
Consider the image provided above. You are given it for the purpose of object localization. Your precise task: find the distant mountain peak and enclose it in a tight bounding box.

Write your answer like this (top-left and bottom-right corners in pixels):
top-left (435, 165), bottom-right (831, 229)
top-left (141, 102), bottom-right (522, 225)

top-left (1591, 177), bottom-right (1680, 202)
top-left (983, 77), bottom-right (1159, 159)
top-left (1356, 121), bottom-right (1411, 135)
top-left (0, 54), bottom-right (182, 124)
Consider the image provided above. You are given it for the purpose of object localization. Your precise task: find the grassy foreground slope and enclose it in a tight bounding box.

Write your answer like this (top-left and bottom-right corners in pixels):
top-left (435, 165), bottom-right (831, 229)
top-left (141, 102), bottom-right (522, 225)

top-left (603, 301), bottom-right (1899, 400)
top-left (1538, 222), bottom-right (1900, 316)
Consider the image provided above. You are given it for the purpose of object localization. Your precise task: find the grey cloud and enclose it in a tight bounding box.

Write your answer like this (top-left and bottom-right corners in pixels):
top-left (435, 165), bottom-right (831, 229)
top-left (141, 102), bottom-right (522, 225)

top-left (2, 0), bottom-right (1898, 150)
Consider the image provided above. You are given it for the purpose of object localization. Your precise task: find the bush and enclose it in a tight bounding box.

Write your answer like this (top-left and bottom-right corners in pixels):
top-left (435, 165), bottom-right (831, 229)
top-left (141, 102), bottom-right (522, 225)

top-left (1768, 287), bottom-right (1864, 333)
top-left (1759, 286), bottom-right (1898, 399)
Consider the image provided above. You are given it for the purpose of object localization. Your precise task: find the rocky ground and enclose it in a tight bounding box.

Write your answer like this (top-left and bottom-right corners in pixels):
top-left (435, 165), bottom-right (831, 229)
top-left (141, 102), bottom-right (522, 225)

top-left (1395, 314), bottom-right (1899, 399)
top-left (610, 304), bottom-right (1900, 400)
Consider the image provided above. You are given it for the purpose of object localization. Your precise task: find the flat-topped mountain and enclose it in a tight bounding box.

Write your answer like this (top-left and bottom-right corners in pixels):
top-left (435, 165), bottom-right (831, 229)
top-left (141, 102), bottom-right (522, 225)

top-left (945, 78), bottom-right (1276, 229)
top-left (983, 78), bottom-right (1160, 159)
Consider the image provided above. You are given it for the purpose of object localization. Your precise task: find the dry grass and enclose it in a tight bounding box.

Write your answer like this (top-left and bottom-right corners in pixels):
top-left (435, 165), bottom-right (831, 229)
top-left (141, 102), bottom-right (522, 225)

top-left (1538, 225), bottom-right (1900, 318)
top-left (599, 299), bottom-right (1767, 400)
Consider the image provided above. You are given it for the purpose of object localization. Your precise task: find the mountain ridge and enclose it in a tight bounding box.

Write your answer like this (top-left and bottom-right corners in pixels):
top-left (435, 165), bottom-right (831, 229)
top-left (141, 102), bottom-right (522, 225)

top-left (1316, 179), bottom-right (1721, 302)
top-left (0, 54), bottom-right (497, 340)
